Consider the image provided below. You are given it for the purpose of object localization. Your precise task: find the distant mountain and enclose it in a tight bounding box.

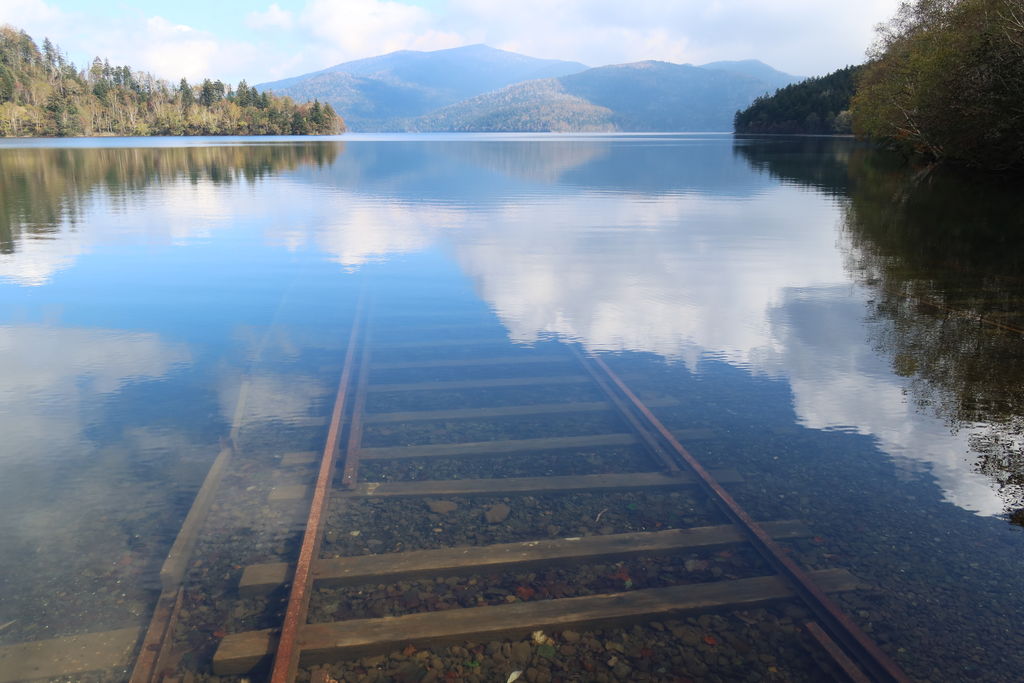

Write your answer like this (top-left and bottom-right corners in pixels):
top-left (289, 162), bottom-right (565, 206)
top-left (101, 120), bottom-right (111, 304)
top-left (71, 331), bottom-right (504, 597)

top-left (256, 44), bottom-right (588, 128)
top-left (258, 46), bottom-right (802, 132)
top-left (411, 60), bottom-right (801, 132)
top-left (411, 79), bottom-right (615, 133)
top-left (698, 60), bottom-right (804, 92)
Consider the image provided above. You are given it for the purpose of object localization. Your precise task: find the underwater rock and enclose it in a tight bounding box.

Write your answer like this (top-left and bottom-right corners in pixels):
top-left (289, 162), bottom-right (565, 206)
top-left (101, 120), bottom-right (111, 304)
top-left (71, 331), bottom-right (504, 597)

top-left (426, 500), bottom-right (458, 514)
top-left (484, 503), bottom-right (511, 523)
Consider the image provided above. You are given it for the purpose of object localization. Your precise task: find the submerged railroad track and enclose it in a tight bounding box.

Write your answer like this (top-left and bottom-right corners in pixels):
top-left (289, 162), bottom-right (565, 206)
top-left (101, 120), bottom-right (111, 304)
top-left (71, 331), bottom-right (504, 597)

top-left (0, 304), bottom-right (910, 682)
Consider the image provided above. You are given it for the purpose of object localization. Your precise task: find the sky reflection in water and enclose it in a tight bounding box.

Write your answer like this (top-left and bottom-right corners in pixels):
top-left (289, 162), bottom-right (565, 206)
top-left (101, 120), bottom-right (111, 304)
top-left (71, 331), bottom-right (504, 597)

top-left (3, 135), bottom-right (1015, 518)
top-left (1, 136), bottom-right (1023, 673)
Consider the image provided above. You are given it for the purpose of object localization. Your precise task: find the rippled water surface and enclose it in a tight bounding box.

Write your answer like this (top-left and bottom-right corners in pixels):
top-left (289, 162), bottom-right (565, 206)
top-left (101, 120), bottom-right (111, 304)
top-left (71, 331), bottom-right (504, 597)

top-left (1, 134), bottom-right (1022, 681)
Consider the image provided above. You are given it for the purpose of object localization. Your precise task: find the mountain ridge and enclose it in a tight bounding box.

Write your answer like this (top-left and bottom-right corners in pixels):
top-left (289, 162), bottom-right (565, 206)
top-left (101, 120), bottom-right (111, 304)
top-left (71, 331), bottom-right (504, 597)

top-left (256, 44), bottom-right (589, 126)
top-left (258, 46), bottom-right (801, 132)
top-left (409, 59), bottom-right (799, 132)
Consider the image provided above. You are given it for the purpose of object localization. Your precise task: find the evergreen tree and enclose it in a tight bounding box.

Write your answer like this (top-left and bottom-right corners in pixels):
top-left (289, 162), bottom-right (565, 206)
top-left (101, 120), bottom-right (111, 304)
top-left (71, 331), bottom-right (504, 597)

top-left (179, 78), bottom-right (194, 110)
top-left (309, 100), bottom-right (325, 128)
top-left (41, 37), bottom-right (56, 69)
top-left (734, 65), bottom-right (861, 135)
top-left (235, 79), bottom-right (251, 107)
top-left (44, 89), bottom-right (80, 135)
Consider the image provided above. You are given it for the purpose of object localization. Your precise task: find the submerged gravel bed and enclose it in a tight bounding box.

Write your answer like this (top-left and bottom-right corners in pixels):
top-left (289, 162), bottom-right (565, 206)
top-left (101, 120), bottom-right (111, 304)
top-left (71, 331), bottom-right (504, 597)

top-left (370, 341), bottom-right (567, 363)
top-left (162, 421), bottom-right (327, 676)
top-left (309, 546), bottom-right (769, 622)
top-left (297, 608), bottom-right (841, 683)
top-left (367, 360), bottom-right (578, 385)
top-left (610, 356), bottom-right (1024, 681)
top-left (359, 445), bottom-right (656, 482)
top-left (361, 413), bottom-right (626, 448)
top-left (365, 384), bottom-right (609, 414)
top-left (0, 442), bottom-right (217, 647)
top-left (168, 476), bottom-right (305, 669)
top-left (322, 490), bottom-right (725, 558)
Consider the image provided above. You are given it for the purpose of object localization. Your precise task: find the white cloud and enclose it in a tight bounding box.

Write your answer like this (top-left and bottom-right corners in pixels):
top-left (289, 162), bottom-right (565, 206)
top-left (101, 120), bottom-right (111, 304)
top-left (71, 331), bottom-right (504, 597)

top-left (276, 146), bottom-right (1001, 516)
top-left (0, 5), bottom-right (262, 83)
top-left (445, 0), bottom-right (902, 74)
top-left (447, 185), bottom-right (843, 367)
top-left (298, 0), bottom-right (464, 65)
top-left (0, 0), bottom-right (62, 26)
top-left (0, 171), bottom-right (271, 287)
top-left (2, 0), bottom-right (903, 84)
top-left (2, 133), bottom-right (1002, 519)
top-left (229, 372), bottom-right (329, 425)
top-left (137, 16), bottom-right (223, 82)
top-left (246, 3), bottom-right (294, 30)
top-left (315, 198), bottom-right (463, 268)
top-left (773, 291), bottom-right (1005, 515)
top-left (0, 227), bottom-right (90, 287)
top-left (0, 324), bottom-right (191, 464)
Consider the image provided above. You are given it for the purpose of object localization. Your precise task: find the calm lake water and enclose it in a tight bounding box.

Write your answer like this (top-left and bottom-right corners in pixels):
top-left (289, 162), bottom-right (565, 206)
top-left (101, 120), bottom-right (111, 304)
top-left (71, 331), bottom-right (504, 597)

top-left (1, 134), bottom-right (1022, 682)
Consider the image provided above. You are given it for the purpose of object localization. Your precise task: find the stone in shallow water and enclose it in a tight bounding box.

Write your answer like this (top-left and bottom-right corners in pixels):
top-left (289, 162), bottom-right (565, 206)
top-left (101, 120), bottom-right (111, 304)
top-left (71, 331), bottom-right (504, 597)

top-left (484, 503), bottom-right (511, 523)
top-left (426, 500), bottom-right (458, 514)
top-left (511, 641), bottom-right (532, 663)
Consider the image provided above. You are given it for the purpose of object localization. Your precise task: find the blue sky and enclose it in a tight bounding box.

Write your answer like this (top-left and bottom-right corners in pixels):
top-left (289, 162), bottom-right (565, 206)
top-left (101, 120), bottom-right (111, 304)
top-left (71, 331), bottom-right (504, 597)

top-left (1, 0), bottom-right (901, 85)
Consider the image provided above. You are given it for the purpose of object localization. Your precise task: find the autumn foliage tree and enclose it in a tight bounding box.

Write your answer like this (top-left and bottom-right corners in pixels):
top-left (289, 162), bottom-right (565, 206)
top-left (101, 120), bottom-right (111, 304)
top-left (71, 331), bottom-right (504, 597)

top-left (851, 0), bottom-right (1024, 170)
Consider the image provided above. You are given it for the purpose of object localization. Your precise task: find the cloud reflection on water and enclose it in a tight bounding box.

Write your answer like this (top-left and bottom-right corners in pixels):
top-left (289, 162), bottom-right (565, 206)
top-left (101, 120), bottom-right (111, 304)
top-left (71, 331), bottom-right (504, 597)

top-left (0, 324), bottom-right (191, 466)
top-left (0, 136), bottom-right (1016, 519)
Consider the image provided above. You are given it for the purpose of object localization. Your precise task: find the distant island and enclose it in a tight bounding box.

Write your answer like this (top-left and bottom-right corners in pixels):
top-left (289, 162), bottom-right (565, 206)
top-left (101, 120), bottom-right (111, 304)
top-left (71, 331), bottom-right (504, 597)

top-left (0, 26), bottom-right (344, 137)
top-left (734, 0), bottom-right (1023, 172)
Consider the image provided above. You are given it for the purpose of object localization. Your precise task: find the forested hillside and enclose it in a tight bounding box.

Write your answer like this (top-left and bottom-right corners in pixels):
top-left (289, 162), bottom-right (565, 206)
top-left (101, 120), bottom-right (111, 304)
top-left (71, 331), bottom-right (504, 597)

top-left (413, 79), bottom-right (615, 132)
top-left (733, 65), bottom-right (861, 134)
top-left (0, 25), bottom-right (344, 137)
top-left (735, 0), bottom-right (1024, 171)
top-left (852, 0), bottom-right (1023, 170)
top-left (413, 60), bottom-right (797, 132)
top-left (257, 44), bottom-right (588, 129)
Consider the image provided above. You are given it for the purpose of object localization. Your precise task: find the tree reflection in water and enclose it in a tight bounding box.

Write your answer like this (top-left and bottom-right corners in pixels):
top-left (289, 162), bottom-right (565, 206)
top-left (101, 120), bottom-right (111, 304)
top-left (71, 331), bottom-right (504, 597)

top-left (0, 142), bottom-right (341, 255)
top-left (736, 137), bottom-right (1024, 523)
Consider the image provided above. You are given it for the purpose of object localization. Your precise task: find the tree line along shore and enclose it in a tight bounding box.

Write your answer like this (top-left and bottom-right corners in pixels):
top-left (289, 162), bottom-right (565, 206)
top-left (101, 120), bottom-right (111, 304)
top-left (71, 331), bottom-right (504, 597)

top-left (0, 26), bottom-right (345, 137)
top-left (736, 0), bottom-right (1023, 172)
top-left (4, 0), bottom-right (1022, 173)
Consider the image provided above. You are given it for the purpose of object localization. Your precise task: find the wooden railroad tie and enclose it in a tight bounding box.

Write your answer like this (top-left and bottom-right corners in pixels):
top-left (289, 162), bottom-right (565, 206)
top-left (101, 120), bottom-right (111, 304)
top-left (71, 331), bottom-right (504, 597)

top-left (269, 468), bottom-right (740, 504)
top-left (0, 628), bottom-right (140, 683)
top-left (370, 354), bottom-right (569, 370)
top-left (367, 375), bottom-right (591, 393)
top-left (362, 397), bottom-right (678, 424)
top-left (342, 470), bottom-right (741, 498)
top-left (214, 568), bottom-right (865, 675)
top-left (372, 337), bottom-right (514, 349)
top-left (239, 520), bottom-right (812, 596)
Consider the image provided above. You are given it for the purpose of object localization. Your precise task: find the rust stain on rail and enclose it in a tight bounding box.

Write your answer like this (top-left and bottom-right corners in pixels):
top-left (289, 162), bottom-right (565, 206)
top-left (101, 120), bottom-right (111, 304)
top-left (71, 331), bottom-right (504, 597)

top-left (584, 352), bottom-right (910, 683)
top-left (270, 301), bottom-right (365, 683)
top-left (340, 336), bottom-right (372, 489)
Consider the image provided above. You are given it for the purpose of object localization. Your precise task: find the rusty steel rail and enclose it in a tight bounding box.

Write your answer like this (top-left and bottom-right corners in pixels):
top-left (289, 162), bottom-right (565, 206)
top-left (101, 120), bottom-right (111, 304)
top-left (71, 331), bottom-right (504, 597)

top-left (340, 334), bottom-right (372, 490)
top-left (576, 349), bottom-right (910, 683)
top-left (805, 621), bottom-right (872, 683)
top-left (269, 302), bottom-right (366, 683)
top-left (567, 345), bottom-right (680, 474)
top-left (128, 587), bottom-right (183, 683)
top-left (131, 382), bottom-right (251, 683)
